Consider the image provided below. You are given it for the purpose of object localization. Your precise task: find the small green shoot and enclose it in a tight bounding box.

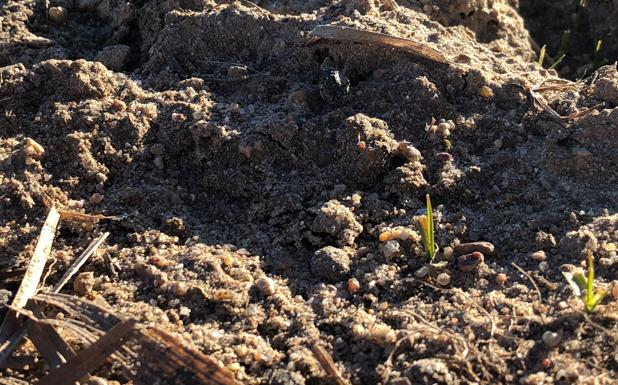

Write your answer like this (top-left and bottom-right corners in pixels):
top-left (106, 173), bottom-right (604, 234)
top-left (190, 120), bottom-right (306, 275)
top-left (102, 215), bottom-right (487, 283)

top-left (562, 253), bottom-right (606, 313)
top-left (592, 39), bottom-right (607, 70)
top-left (416, 194), bottom-right (436, 262)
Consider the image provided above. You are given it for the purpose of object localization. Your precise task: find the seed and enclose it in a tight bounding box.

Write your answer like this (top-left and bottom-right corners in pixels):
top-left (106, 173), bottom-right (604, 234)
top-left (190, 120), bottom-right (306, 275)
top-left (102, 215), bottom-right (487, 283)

top-left (458, 252), bottom-right (484, 272)
top-left (530, 250), bottom-right (547, 261)
top-left (542, 358), bottom-right (552, 368)
top-left (542, 331), bottom-right (561, 348)
top-left (379, 230), bottom-right (395, 242)
top-left (436, 272), bottom-right (451, 286)
top-left (454, 241), bottom-right (495, 256)
top-left (496, 273), bottom-right (507, 285)
top-left (358, 141), bottom-right (366, 151)
top-left (347, 278), bottom-right (360, 294)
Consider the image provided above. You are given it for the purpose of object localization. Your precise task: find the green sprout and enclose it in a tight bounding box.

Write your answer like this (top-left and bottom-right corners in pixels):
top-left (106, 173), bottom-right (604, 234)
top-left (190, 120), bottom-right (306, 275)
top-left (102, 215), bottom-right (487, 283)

top-left (416, 194), bottom-right (436, 262)
top-left (562, 253), bottom-right (606, 313)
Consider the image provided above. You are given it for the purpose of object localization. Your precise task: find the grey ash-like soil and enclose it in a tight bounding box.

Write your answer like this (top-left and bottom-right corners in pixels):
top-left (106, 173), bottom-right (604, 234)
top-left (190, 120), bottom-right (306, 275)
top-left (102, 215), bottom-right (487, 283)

top-left (1, 0), bottom-right (617, 384)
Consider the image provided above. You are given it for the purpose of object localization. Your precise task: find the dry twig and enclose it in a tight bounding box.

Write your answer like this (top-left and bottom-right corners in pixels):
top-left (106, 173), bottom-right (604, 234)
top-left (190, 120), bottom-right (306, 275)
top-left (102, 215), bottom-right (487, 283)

top-left (310, 340), bottom-right (351, 385)
top-left (52, 232), bottom-right (109, 293)
top-left (308, 25), bottom-right (448, 64)
top-left (511, 262), bottom-right (543, 303)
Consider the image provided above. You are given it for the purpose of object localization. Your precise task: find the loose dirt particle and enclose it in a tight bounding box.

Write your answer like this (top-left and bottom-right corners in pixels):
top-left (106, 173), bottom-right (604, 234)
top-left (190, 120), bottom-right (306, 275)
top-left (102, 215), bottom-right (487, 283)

top-left (436, 272), bottom-right (451, 286)
top-left (73, 272), bottom-right (95, 297)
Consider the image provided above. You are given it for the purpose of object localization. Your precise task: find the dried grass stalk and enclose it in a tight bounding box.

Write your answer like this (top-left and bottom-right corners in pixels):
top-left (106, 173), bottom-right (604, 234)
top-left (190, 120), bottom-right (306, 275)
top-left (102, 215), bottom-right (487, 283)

top-left (309, 25), bottom-right (448, 64)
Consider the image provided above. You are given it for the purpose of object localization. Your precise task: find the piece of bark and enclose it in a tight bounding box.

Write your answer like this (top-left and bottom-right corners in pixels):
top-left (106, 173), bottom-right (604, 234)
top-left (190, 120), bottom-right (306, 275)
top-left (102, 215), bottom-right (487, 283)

top-left (37, 318), bottom-right (138, 385)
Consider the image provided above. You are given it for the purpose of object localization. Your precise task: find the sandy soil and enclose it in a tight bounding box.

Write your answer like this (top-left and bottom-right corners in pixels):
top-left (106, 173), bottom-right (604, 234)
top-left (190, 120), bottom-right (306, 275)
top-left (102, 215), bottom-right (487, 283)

top-left (1, 0), bottom-right (617, 384)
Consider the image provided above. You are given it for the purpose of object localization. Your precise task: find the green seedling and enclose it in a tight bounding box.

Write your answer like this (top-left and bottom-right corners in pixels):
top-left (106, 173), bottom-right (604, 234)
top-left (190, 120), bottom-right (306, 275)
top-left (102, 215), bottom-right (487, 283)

top-left (562, 253), bottom-right (606, 313)
top-left (416, 194), bottom-right (440, 264)
top-left (592, 39), bottom-right (607, 70)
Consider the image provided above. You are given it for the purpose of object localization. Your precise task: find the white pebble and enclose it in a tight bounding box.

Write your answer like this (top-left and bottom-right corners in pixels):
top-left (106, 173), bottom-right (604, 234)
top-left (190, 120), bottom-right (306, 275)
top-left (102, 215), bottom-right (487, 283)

top-left (255, 276), bottom-right (276, 296)
top-left (436, 272), bottom-right (451, 286)
top-left (538, 261), bottom-right (549, 272)
top-left (380, 240), bottom-right (400, 258)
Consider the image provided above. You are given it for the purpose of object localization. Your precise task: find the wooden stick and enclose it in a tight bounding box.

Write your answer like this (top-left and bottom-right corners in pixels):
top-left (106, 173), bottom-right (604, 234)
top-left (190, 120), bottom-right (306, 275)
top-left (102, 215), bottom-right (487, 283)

top-left (310, 340), bottom-right (351, 385)
top-left (309, 25), bottom-right (448, 64)
top-left (52, 232), bottom-right (109, 293)
top-left (0, 206), bottom-right (60, 361)
top-left (37, 319), bottom-right (137, 385)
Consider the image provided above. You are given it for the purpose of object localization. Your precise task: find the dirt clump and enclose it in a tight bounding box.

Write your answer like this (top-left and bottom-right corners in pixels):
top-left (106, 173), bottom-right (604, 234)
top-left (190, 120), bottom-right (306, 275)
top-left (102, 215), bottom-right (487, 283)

top-left (1, 0), bottom-right (617, 384)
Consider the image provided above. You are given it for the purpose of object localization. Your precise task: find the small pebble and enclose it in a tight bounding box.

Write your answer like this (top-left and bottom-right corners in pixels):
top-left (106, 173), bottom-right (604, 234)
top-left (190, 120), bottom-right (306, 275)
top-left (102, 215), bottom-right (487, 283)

top-left (24, 138), bottom-right (45, 159)
top-left (73, 272), bottom-right (95, 297)
top-left (442, 246), bottom-right (454, 259)
top-left (530, 250), bottom-right (546, 261)
top-left (85, 377), bottom-right (109, 385)
top-left (479, 85), bottom-right (494, 98)
top-left (454, 241), bottom-right (495, 256)
top-left (557, 301), bottom-right (569, 310)
top-left (458, 252), bottom-right (484, 272)
top-left (347, 278), bottom-right (360, 294)
top-left (89, 193), bottom-right (104, 204)
top-left (134, 262), bottom-right (168, 287)
top-left (154, 156), bottom-right (164, 169)
top-left (542, 331), bottom-right (561, 348)
top-left (168, 281), bottom-right (188, 297)
top-left (436, 152), bottom-right (453, 162)
top-left (171, 112), bottom-right (186, 122)
top-left (496, 273), bottom-right (508, 285)
top-left (48, 6), bottom-right (68, 23)
top-left (436, 272), bottom-right (451, 286)
top-left (368, 323), bottom-right (396, 346)
top-left (436, 122), bottom-right (450, 137)
top-left (397, 142), bottom-right (422, 162)
top-left (255, 276), bottom-right (276, 296)
top-left (538, 261), bottom-right (549, 272)
top-left (415, 265), bottom-right (429, 278)
top-left (380, 240), bottom-right (400, 258)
